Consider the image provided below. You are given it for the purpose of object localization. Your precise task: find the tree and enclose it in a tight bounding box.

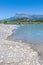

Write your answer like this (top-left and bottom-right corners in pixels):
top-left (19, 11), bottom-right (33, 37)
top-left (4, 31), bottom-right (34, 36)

top-left (4, 20), bottom-right (7, 24)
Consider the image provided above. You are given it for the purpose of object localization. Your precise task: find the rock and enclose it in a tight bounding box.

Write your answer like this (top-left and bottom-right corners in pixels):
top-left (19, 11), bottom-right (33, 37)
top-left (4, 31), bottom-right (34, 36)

top-left (0, 24), bottom-right (43, 65)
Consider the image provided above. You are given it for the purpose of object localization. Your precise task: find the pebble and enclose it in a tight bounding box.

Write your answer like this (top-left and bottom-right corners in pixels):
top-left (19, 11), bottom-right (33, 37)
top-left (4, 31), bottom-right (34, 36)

top-left (0, 24), bottom-right (42, 65)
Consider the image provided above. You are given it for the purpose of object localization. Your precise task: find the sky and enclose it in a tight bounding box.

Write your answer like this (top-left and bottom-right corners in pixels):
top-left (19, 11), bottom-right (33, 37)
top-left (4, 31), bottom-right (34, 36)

top-left (0, 0), bottom-right (43, 19)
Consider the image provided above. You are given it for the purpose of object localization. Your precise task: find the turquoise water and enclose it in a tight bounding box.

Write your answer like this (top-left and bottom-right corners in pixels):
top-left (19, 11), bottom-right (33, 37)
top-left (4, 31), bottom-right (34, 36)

top-left (12, 24), bottom-right (43, 44)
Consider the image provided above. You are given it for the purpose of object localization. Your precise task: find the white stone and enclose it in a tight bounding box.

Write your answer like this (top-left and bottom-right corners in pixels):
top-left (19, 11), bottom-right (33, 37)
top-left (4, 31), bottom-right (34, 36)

top-left (9, 46), bottom-right (13, 49)
top-left (1, 56), bottom-right (4, 58)
top-left (0, 24), bottom-right (42, 65)
top-left (0, 60), bottom-right (3, 62)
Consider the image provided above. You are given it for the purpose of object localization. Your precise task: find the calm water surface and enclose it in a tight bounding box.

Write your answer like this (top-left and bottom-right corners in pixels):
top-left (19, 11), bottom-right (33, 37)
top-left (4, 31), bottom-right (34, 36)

top-left (10, 24), bottom-right (43, 58)
top-left (12, 24), bottom-right (43, 44)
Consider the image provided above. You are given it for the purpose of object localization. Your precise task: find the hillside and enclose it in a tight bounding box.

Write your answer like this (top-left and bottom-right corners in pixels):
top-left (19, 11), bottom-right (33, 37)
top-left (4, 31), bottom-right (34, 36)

top-left (1, 14), bottom-right (43, 24)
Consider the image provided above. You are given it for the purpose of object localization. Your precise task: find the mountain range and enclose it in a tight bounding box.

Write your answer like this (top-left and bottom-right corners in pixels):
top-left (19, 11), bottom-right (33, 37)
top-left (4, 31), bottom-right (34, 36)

top-left (1, 14), bottom-right (43, 23)
top-left (7, 14), bottom-right (43, 21)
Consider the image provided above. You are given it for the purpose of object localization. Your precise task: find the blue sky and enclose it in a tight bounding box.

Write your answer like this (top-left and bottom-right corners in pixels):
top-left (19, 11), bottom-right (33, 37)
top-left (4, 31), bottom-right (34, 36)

top-left (0, 0), bottom-right (43, 19)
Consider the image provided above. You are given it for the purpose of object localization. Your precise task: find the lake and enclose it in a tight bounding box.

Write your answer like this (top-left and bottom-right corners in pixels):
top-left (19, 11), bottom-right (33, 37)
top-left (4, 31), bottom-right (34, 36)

top-left (8, 24), bottom-right (43, 59)
top-left (11, 24), bottom-right (43, 44)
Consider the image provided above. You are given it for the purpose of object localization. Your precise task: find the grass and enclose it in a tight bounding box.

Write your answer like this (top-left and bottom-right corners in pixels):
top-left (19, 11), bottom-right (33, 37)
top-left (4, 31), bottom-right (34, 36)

top-left (0, 21), bottom-right (43, 24)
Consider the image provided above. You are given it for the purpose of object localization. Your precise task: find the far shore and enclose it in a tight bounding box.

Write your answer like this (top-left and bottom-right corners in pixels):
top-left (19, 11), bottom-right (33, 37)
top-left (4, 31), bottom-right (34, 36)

top-left (0, 21), bottom-right (43, 24)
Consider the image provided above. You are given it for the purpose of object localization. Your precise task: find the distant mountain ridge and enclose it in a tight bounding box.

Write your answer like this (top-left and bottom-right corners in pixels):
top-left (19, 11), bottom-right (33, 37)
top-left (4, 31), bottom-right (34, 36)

top-left (7, 14), bottom-right (43, 21)
top-left (0, 13), bottom-right (43, 24)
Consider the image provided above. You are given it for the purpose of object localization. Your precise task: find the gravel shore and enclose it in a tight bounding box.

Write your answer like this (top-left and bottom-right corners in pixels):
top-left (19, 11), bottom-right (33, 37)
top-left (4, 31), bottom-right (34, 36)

top-left (0, 24), bottom-right (43, 65)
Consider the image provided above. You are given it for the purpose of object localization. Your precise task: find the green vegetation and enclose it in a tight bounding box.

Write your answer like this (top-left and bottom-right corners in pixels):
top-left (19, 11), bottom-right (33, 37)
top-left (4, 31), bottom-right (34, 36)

top-left (0, 18), bottom-right (43, 24)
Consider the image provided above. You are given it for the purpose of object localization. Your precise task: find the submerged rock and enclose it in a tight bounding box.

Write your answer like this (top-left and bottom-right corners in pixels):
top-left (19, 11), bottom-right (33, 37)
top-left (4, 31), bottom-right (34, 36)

top-left (0, 24), bottom-right (43, 65)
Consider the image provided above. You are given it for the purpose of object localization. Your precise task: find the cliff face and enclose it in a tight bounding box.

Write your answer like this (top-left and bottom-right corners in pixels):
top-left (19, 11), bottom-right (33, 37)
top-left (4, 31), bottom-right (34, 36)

top-left (7, 14), bottom-right (43, 20)
top-left (1, 14), bottom-right (43, 23)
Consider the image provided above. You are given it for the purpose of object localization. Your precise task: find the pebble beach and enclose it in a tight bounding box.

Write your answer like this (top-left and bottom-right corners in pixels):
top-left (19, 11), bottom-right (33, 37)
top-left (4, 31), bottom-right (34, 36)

top-left (0, 24), bottom-right (43, 65)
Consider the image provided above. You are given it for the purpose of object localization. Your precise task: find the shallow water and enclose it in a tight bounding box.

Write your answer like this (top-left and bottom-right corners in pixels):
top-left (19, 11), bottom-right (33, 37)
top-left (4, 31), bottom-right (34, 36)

top-left (12, 24), bottom-right (43, 44)
top-left (8, 24), bottom-right (43, 60)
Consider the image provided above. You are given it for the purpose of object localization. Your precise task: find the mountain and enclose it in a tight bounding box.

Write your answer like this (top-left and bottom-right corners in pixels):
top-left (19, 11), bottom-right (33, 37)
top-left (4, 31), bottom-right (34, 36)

top-left (7, 14), bottom-right (43, 21)
top-left (1, 14), bottom-right (43, 24)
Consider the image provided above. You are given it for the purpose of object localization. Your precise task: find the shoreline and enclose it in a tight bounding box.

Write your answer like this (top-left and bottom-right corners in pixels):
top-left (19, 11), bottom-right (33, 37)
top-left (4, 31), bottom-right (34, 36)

top-left (0, 24), bottom-right (43, 65)
top-left (7, 24), bottom-right (43, 61)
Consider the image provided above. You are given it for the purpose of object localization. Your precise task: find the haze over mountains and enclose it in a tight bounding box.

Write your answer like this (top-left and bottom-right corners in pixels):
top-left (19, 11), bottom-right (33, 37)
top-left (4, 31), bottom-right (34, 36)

top-left (1, 13), bottom-right (43, 23)
top-left (7, 13), bottom-right (43, 20)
